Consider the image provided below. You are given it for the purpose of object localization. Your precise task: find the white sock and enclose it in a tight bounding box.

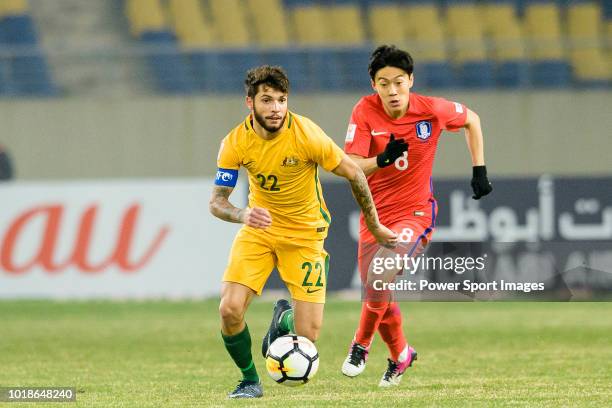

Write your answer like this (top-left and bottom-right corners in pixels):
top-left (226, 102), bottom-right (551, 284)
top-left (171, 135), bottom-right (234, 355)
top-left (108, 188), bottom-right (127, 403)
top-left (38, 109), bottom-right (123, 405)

top-left (353, 335), bottom-right (373, 349)
top-left (397, 345), bottom-right (409, 363)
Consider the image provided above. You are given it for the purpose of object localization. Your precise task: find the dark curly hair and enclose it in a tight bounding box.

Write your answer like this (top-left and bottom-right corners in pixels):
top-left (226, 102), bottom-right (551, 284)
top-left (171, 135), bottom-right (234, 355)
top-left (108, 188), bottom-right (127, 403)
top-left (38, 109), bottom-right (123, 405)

top-left (244, 65), bottom-right (290, 98)
top-left (368, 45), bottom-right (414, 81)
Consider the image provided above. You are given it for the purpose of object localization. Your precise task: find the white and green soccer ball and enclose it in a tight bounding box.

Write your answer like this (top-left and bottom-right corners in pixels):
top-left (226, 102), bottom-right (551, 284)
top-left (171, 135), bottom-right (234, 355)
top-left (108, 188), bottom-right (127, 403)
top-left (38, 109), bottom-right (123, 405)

top-left (265, 335), bottom-right (319, 386)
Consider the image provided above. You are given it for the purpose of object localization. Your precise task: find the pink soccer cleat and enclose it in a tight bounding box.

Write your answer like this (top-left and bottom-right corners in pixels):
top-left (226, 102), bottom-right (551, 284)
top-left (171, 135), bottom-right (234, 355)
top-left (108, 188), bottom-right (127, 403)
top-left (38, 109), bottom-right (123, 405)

top-left (378, 346), bottom-right (417, 387)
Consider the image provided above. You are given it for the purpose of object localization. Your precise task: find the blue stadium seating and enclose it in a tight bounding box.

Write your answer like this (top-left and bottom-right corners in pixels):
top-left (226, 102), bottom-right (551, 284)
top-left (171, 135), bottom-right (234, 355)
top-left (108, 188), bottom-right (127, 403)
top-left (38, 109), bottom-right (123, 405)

top-left (531, 60), bottom-right (572, 87)
top-left (245, 49), bottom-right (344, 94)
top-left (261, 49), bottom-right (311, 92)
top-left (604, 1), bottom-right (612, 18)
top-left (1, 14), bottom-right (36, 43)
top-left (415, 62), bottom-right (457, 89)
top-left (283, 0), bottom-right (316, 6)
top-left (459, 61), bottom-right (496, 88)
top-left (188, 50), bottom-right (261, 93)
top-left (10, 53), bottom-right (55, 96)
top-left (442, 0), bottom-right (482, 4)
top-left (140, 31), bottom-right (195, 94)
top-left (496, 61), bottom-right (530, 87)
top-left (0, 63), bottom-right (13, 94)
top-left (216, 51), bottom-right (261, 92)
top-left (306, 49), bottom-right (345, 91)
top-left (123, 0), bottom-right (609, 93)
top-left (329, 0), bottom-right (364, 4)
top-left (0, 14), bottom-right (56, 96)
top-left (361, 0), bottom-right (397, 4)
top-left (337, 47), bottom-right (372, 92)
top-left (0, 0), bottom-right (604, 96)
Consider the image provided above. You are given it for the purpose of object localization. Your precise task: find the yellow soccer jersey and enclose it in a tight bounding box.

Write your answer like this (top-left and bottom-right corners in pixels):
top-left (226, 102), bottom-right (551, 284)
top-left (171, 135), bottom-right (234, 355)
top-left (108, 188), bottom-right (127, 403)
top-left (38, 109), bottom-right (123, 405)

top-left (216, 112), bottom-right (344, 239)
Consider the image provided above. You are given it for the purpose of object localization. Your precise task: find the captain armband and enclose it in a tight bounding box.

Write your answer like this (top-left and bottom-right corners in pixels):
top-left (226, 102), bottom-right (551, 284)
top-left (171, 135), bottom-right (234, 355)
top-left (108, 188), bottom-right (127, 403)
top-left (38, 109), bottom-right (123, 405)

top-left (214, 168), bottom-right (239, 187)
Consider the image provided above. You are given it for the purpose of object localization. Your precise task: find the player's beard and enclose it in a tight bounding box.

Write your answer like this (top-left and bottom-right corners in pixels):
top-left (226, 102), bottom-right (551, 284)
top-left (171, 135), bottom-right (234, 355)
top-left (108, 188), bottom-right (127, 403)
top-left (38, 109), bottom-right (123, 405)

top-left (253, 105), bottom-right (286, 133)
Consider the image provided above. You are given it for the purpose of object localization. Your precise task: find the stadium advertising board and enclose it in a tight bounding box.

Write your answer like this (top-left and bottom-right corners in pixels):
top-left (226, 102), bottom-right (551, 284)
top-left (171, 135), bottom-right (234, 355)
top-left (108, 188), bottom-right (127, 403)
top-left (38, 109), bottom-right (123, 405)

top-left (2, 176), bottom-right (610, 300)
top-left (266, 175), bottom-right (612, 299)
top-left (0, 179), bottom-right (244, 298)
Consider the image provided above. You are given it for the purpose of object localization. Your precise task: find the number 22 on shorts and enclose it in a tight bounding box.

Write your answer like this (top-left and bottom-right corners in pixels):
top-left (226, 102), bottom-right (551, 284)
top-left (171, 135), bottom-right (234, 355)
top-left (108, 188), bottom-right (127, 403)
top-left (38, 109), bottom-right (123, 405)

top-left (301, 261), bottom-right (324, 293)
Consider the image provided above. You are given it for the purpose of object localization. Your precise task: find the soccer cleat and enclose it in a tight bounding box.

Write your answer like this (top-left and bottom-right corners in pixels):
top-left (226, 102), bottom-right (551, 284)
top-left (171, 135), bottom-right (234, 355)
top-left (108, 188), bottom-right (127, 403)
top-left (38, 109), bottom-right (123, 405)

top-left (341, 341), bottom-right (369, 377)
top-left (227, 380), bottom-right (263, 399)
top-left (261, 299), bottom-right (292, 358)
top-left (378, 346), bottom-right (417, 387)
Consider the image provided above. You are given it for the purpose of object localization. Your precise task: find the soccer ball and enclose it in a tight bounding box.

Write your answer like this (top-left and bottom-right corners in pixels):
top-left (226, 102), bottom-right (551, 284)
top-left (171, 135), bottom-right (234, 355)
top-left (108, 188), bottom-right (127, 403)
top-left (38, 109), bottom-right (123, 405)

top-left (265, 334), bottom-right (319, 386)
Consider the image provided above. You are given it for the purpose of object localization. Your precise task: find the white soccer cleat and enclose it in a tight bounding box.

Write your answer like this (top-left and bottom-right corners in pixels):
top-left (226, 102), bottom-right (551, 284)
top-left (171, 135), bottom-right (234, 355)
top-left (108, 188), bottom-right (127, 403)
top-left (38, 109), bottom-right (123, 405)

top-left (378, 346), bottom-right (417, 387)
top-left (341, 341), bottom-right (369, 377)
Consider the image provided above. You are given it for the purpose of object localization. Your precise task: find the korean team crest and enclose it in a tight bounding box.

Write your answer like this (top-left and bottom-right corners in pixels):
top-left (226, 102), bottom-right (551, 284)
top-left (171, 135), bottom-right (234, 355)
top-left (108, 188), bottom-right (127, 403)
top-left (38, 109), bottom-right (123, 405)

top-left (415, 121), bottom-right (432, 140)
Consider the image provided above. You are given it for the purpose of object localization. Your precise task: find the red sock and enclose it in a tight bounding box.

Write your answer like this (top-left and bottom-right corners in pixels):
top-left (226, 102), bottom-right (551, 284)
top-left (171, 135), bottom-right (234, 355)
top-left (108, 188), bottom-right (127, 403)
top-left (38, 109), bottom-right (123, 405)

top-left (378, 302), bottom-right (407, 361)
top-left (354, 301), bottom-right (387, 347)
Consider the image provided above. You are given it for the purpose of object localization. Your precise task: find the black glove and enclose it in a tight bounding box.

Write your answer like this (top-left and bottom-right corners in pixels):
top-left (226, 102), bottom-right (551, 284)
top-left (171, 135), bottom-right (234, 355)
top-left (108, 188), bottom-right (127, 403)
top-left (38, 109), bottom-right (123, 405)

top-left (376, 134), bottom-right (408, 168)
top-left (471, 165), bottom-right (492, 199)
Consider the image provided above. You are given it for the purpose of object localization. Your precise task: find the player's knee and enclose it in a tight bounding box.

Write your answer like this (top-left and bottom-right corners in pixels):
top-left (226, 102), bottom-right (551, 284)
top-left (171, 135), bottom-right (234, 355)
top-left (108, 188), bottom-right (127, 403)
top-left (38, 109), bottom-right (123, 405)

top-left (301, 321), bottom-right (321, 342)
top-left (218, 299), bottom-right (245, 325)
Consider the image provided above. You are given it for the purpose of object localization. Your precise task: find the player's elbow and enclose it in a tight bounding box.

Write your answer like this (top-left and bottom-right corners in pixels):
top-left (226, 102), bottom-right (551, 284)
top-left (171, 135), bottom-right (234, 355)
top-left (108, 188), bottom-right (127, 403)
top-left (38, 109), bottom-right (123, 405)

top-left (209, 197), bottom-right (220, 218)
top-left (344, 157), bottom-right (363, 182)
top-left (465, 109), bottom-right (481, 128)
top-left (332, 156), bottom-right (361, 181)
top-left (208, 198), bottom-right (215, 216)
top-left (352, 166), bottom-right (368, 185)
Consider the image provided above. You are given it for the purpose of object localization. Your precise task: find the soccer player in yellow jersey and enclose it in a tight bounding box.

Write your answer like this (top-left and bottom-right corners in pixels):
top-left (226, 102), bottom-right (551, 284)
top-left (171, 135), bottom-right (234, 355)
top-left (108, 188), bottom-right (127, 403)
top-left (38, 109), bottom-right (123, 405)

top-left (210, 66), bottom-right (397, 398)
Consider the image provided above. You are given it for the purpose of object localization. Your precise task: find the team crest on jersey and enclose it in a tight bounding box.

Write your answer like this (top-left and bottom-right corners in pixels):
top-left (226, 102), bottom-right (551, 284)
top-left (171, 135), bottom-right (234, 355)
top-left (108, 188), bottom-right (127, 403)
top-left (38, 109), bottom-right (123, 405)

top-left (281, 156), bottom-right (300, 167)
top-left (415, 121), bottom-right (432, 140)
top-left (345, 123), bottom-right (356, 143)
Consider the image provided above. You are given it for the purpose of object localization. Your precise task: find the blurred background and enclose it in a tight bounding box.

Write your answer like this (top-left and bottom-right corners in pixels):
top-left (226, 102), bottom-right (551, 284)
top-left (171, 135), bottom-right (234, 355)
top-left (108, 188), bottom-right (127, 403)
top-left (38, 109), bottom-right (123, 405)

top-left (0, 0), bottom-right (611, 299)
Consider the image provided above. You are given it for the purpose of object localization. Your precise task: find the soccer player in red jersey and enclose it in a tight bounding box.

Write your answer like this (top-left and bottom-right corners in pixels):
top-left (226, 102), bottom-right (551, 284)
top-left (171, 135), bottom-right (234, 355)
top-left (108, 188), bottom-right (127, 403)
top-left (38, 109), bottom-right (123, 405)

top-left (341, 45), bottom-right (492, 386)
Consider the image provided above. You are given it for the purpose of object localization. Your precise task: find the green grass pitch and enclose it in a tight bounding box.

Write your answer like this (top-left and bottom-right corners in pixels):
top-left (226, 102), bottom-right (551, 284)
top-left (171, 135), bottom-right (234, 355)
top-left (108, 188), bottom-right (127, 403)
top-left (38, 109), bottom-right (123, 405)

top-left (1, 300), bottom-right (611, 407)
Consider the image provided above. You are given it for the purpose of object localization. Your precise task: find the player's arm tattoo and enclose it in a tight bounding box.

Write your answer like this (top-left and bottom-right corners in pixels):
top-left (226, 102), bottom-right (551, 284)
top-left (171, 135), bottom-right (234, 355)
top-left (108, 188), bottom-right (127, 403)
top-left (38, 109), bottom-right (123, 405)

top-left (332, 155), bottom-right (381, 229)
top-left (348, 170), bottom-right (380, 229)
top-left (209, 186), bottom-right (244, 223)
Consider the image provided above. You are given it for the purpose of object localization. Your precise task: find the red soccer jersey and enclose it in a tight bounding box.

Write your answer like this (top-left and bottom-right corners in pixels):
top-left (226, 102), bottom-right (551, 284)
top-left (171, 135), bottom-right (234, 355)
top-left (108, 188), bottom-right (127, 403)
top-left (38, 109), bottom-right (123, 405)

top-left (344, 92), bottom-right (467, 238)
